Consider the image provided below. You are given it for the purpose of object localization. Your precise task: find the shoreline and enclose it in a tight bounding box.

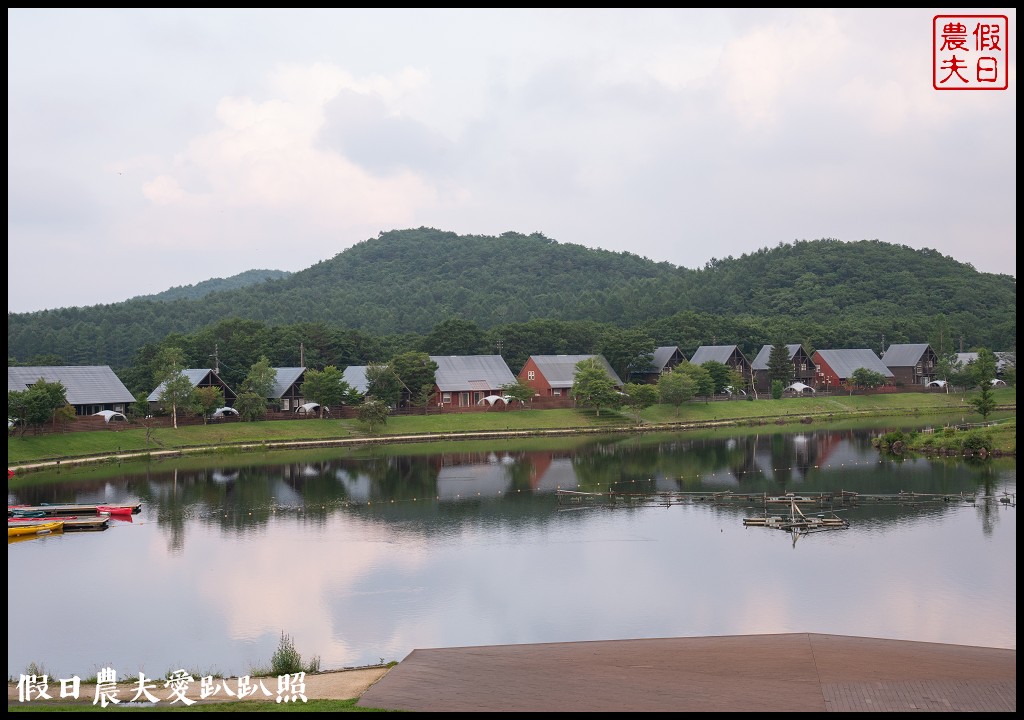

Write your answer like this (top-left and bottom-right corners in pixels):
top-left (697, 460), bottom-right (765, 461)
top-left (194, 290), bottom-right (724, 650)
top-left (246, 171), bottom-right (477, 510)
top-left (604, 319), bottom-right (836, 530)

top-left (9, 406), bottom-right (1016, 474)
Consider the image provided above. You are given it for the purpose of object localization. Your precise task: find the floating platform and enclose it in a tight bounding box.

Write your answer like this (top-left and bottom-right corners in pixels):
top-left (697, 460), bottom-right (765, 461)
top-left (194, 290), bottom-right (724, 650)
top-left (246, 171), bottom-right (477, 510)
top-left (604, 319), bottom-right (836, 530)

top-left (8, 502), bottom-right (141, 517)
top-left (8, 516), bottom-right (110, 531)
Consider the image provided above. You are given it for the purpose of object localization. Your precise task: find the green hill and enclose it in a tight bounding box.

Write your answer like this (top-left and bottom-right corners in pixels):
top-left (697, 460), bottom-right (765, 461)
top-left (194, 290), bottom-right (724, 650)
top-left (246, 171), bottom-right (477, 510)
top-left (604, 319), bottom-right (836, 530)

top-left (7, 229), bottom-right (1016, 370)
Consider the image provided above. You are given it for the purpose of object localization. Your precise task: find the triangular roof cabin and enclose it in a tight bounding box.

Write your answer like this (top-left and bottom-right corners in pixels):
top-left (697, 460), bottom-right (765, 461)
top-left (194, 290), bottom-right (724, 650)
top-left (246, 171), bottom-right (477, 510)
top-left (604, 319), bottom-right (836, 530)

top-left (148, 368), bottom-right (236, 409)
top-left (882, 344), bottom-right (939, 385)
top-left (342, 365), bottom-right (369, 395)
top-left (689, 345), bottom-right (751, 376)
top-left (632, 346), bottom-right (687, 384)
top-left (270, 367), bottom-right (307, 410)
top-left (749, 344), bottom-right (815, 392)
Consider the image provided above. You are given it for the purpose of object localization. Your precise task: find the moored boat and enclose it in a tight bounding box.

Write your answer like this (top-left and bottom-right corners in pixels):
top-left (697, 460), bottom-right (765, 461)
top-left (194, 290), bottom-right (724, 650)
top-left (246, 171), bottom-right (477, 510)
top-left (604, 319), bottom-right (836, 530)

top-left (8, 520), bottom-right (64, 538)
top-left (8, 502), bottom-right (141, 517)
top-left (9, 516), bottom-right (109, 531)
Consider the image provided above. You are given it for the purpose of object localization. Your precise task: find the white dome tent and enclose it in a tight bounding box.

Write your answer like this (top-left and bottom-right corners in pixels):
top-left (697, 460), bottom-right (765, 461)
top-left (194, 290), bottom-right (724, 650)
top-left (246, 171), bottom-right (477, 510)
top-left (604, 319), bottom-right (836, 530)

top-left (295, 402), bottom-right (329, 415)
top-left (783, 382), bottom-right (815, 394)
top-left (477, 395), bottom-right (511, 406)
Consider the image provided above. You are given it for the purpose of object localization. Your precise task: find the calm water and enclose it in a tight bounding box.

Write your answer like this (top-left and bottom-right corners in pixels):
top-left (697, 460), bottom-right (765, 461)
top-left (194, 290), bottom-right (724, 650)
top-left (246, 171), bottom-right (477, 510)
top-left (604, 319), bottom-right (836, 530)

top-left (7, 424), bottom-right (1016, 682)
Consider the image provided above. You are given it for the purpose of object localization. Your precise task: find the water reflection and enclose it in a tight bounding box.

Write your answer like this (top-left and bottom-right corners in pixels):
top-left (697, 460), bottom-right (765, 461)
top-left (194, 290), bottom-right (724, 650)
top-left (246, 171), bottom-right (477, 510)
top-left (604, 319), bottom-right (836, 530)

top-left (7, 427), bottom-right (1015, 681)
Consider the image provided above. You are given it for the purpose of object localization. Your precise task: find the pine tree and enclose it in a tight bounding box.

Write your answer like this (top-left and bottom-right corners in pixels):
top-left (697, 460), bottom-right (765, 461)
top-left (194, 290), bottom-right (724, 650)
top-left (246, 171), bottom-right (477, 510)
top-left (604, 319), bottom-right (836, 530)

top-left (767, 342), bottom-right (794, 386)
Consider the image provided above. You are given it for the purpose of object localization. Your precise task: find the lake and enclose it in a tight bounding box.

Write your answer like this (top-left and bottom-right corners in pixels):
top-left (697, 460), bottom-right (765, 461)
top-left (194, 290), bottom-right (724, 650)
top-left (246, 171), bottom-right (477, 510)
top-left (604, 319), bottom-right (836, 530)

top-left (7, 422), bottom-right (1016, 683)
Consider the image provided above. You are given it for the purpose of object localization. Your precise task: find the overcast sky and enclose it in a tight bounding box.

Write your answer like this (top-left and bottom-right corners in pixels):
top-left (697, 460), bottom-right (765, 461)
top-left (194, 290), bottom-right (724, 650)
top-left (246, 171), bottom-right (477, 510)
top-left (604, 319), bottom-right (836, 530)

top-left (8, 8), bottom-right (1017, 314)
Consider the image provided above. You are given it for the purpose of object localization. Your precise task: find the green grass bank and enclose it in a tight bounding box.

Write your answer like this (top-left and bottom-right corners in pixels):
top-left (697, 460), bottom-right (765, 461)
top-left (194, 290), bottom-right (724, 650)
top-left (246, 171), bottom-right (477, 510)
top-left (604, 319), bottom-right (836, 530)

top-left (8, 388), bottom-right (1015, 470)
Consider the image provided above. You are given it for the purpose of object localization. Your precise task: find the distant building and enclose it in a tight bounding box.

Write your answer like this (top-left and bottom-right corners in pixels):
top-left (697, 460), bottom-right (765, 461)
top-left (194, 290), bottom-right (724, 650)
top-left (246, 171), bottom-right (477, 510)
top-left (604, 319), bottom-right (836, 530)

top-left (812, 349), bottom-right (894, 389)
top-left (9, 366), bottom-right (135, 416)
top-left (632, 346), bottom-right (687, 385)
top-left (689, 345), bottom-right (751, 378)
top-left (518, 355), bottom-right (623, 398)
top-left (881, 344), bottom-right (938, 386)
top-left (148, 368), bottom-right (236, 413)
top-left (749, 344), bottom-right (815, 393)
top-left (342, 365), bottom-right (369, 395)
top-left (430, 355), bottom-right (517, 407)
top-left (269, 367), bottom-right (307, 411)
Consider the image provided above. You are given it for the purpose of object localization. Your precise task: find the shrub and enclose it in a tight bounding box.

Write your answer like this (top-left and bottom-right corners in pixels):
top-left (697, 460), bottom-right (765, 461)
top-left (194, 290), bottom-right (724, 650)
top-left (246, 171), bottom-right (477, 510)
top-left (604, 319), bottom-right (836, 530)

top-left (269, 631), bottom-right (321, 676)
top-left (961, 431), bottom-right (993, 452)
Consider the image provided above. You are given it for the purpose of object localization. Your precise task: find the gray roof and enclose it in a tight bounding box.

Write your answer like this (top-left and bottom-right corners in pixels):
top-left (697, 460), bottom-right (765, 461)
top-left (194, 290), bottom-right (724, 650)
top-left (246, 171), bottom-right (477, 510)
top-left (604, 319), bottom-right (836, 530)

top-left (647, 346), bottom-right (684, 372)
top-left (271, 367), bottom-right (306, 399)
top-left (956, 351), bottom-right (1014, 372)
top-left (529, 355), bottom-right (623, 388)
top-left (689, 345), bottom-right (745, 366)
top-left (148, 368), bottom-right (225, 402)
top-left (342, 365), bottom-right (369, 394)
top-left (8, 366), bottom-right (135, 406)
top-left (750, 344), bottom-right (802, 371)
top-left (430, 355), bottom-right (516, 392)
top-left (814, 349), bottom-right (893, 379)
top-left (882, 344), bottom-right (932, 368)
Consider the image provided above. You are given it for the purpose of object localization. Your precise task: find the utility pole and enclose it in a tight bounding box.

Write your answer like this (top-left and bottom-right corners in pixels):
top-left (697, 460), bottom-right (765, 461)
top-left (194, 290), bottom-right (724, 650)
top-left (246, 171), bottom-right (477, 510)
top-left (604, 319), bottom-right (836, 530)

top-left (300, 342), bottom-right (305, 367)
top-left (210, 343), bottom-right (219, 374)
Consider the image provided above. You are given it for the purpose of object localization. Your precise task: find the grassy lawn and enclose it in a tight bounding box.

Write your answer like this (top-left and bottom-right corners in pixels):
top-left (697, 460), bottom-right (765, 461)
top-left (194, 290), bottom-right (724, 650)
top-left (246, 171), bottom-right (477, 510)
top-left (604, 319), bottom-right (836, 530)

top-left (7, 388), bottom-right (1015, 467)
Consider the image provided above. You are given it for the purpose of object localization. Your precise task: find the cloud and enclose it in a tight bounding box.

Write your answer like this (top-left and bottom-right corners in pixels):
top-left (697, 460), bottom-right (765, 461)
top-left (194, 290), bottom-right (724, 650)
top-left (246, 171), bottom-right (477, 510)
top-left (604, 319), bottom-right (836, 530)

top-left (6, 9), bottom-right (1016, 313)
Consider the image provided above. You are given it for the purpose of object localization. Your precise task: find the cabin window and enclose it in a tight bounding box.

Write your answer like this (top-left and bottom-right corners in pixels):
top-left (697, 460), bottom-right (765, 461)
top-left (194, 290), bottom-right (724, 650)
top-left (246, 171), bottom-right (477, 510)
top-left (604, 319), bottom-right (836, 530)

top-left (527, 370), bottom-right (535, 380)
top-left (442, 392), bottom-right (451, 404)
top-left (553, 389), bottom-right (561, 396)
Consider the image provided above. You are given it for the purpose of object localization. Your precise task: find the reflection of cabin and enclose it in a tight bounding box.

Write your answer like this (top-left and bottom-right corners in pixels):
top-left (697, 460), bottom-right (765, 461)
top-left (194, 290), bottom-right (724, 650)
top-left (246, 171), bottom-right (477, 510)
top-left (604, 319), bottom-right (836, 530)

top-left (689, 345), bottom-right (751, 377)
top-left (9, 365), bottom-right (135, 416)
top-left (431, 355), bottom-right (517, 408)
top-left (270, 367), bottom-right (306, 411)
top-left (148, 368), bottom-right (236, 414)
top-left (518, 355), bottom-right (623, 398)
top-left (882, 344), bottom-right (938, 386)
top-left (812, 349), bottom-right (894, 389)
top-left (750, 344), bottom-right (815, 393)
top-left (633, 346), bottom-right (687, 384)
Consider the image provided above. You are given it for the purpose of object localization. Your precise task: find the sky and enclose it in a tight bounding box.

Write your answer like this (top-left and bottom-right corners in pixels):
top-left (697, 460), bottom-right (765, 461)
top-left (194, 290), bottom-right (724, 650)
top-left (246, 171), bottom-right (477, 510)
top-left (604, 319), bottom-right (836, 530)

top-left (7, 8), bottom-right (1017, 314)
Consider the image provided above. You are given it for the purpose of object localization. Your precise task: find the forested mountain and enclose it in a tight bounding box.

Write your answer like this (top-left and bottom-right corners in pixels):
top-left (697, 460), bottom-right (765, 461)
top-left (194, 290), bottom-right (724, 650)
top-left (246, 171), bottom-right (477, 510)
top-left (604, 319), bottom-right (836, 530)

top-left (135, 269), bottom-right (292, 302)
top-left (7, 228), bottom-right (1016, 382)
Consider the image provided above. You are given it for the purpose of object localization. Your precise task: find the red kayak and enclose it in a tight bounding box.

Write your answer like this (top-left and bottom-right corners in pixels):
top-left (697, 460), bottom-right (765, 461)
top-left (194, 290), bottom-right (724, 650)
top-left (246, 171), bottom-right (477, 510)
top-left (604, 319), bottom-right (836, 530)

top-left (96, 505), bottom-right (135, 516)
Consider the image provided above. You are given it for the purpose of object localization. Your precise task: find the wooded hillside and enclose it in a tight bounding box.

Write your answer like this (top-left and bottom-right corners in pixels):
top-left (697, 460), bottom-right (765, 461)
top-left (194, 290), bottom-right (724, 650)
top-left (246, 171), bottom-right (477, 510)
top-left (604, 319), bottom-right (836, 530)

top-left (7, 228), bottom-right (1016, 373)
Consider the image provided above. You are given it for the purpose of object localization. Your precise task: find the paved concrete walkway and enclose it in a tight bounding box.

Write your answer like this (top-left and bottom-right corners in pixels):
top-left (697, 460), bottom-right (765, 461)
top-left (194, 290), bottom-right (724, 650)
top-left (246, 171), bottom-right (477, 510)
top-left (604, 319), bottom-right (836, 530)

top-left (357, 633), bottom-right (1016, 712)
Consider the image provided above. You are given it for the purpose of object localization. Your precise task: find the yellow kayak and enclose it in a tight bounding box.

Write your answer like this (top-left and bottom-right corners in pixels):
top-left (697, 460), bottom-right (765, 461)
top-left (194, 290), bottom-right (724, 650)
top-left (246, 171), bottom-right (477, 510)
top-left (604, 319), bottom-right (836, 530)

top-left (8, 520), bottom-right (64, 538)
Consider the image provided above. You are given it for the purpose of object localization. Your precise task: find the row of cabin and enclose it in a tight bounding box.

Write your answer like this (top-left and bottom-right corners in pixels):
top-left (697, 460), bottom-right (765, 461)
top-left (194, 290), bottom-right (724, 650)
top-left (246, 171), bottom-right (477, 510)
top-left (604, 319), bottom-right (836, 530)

top-left (8, 345), bottom-right (1011, 417)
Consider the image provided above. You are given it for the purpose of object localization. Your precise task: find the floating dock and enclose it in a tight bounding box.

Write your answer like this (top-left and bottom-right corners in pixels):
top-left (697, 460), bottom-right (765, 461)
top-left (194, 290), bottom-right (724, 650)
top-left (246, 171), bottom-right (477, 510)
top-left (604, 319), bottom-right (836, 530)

top-left (8, 502), bottom-right (141, 518)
